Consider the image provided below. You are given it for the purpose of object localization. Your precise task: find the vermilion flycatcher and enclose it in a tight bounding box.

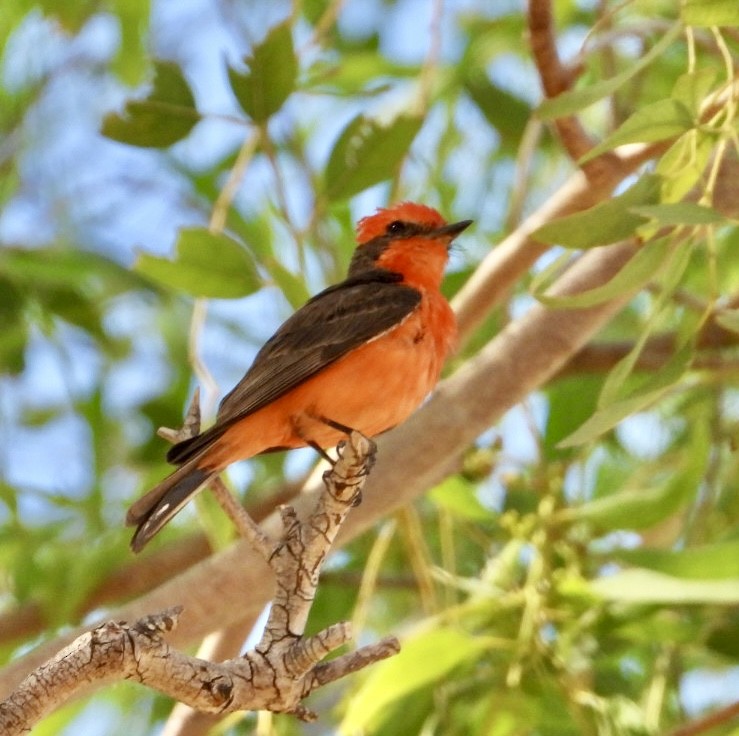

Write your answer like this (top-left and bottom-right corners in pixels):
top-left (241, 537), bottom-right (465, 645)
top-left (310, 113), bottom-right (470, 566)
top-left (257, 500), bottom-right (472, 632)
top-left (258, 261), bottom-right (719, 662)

top-left (127, 202), bottom-right (471, 550)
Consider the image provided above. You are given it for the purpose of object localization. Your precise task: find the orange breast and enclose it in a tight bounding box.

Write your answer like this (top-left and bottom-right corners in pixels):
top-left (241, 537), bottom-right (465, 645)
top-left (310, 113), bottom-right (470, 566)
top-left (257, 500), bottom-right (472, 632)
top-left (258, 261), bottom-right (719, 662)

top-left (204, 291), bottom-right (456, 469)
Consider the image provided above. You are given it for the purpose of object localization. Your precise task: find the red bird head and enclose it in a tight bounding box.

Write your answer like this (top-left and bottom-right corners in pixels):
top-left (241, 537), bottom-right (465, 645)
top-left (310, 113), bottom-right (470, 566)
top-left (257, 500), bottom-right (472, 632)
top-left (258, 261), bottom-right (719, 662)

top-left (356, 202), bottom-right (449, 243)
top-left (351, 202), bottom-right (472, 290)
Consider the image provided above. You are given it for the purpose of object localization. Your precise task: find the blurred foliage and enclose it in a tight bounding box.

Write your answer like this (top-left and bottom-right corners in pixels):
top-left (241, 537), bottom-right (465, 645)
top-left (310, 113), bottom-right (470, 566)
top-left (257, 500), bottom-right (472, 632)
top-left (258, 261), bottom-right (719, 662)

top-left (1, 1), bottom-right (739, 735)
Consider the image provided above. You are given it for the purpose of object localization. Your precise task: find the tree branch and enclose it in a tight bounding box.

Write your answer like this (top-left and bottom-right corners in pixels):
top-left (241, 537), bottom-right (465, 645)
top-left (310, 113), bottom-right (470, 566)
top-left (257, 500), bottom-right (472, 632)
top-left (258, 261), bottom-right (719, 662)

top-left (0, 433), bottom-right (399, 733)
top-left (527, 0), bottom-right (598, 164)
top-left (666, 700), bottom-right (739, 736)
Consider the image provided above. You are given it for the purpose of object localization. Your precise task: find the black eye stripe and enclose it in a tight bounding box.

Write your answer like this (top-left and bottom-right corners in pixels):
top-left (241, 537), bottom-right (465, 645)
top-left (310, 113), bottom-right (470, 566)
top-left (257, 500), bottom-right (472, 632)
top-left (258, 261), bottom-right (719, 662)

top-left (385, 220), bottom-right (424, 237)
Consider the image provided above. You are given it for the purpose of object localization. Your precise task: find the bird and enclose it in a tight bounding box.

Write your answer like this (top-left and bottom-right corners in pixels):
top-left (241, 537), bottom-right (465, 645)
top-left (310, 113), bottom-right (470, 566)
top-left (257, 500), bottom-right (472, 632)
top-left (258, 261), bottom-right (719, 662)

top-left (127, 202), bottom-right (472, 551)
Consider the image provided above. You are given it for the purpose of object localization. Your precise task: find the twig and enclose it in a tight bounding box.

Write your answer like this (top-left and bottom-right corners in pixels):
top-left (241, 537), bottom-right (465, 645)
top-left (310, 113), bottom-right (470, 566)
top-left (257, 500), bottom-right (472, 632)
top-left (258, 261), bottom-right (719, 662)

top-left (665, 700), bottom-right (739, 736)
top-left (527, 0), bottom-right (599, 167)
top-left (158, 390), bottom-right (275, 559)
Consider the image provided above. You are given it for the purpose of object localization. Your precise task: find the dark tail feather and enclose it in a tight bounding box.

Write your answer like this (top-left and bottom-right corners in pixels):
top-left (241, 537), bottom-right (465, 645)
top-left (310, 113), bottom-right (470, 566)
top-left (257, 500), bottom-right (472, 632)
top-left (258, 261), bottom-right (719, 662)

top-left (127, 460), bottom-right (214, 552)
top-left (166, 422), bottom-right (230, 465)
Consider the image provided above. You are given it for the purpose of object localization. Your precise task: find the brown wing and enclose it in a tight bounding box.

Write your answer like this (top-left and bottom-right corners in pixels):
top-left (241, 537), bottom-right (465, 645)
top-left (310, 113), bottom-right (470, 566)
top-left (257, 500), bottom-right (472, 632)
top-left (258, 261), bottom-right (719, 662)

top-left (166, 271), bottom-right (420, 464)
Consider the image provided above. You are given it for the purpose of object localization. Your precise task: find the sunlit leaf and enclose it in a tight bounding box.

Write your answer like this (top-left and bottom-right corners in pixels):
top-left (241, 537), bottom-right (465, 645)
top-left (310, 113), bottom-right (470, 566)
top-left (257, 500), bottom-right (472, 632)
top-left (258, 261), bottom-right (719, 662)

top-left (24, 699), bottom-right (87, 736)
top-left (109, 0), bottom-right (150, 84)
top-left (101, 61), bottom-right (200, 147)
top-left (629, 202), bottom-right (724, 226)
top-left (429, 476), bottom-right (492, 521)
top-left (534, 237), bottom-right (671, 310)
top-left (715, 308), bottom-right (739, 334)
top-left (580, 99), bottom-right (694, 164)
top-left (671, 69), bottom-right (721, 115)
top-left (134, 228), bottom-right (261, 298)
top-left (37, 0), bottom-right (98, 31)
top-left (532, 174), bottom-right (661, 249)
top-left (657, 131), bottom-right (715, 203)
top-left (596, 241), bottom-right (694, 408)
top-left (590, 569), bottom-right (739, 604)
top-left (263, 258), bottom-right (311, 308)
top-left (615, 540), bottom-right (739, 580)
top-left (682, 0), bottom-right (739, 26)
top-left (323, 113), bottom-right (422, 201)
top-left (341, 628), bottom-right (487, 733)
top-left (227, 21), bottom-right (297, 123)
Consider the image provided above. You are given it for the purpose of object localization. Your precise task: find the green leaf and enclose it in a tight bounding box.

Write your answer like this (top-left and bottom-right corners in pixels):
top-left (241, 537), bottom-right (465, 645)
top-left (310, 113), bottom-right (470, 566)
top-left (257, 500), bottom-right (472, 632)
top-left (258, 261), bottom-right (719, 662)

top-left (558, 340), bottom-right (692, 447)
top-left (227, 21), bottom-right (297, 123)
top-left (101, 61), bottom-right (200, 148)
top-left (682, 0), bottom-right (739, 27)
top-left (323, 113), bottom-right (422, 201)
top-left (341, 628), bottom-right (486, 732)
top-left (657, 129), bottom-right (716, 203)
top-left (615, 541), bottom-right (739, 580)
top-left (36, 284), bottom-right (106, 339)
top-left (629, 202), bottom-right (725, 226)
top-left (110, 0), bottom-right (150, 84)
top-left (532, 174), bottom-right (661, 249)
top-left (563, 483), bottom-right (686, 531)
top-left (580, 99), bottom-right (694, 164)
top-left (26, 699), bottom-right (87, 736)
top-left (37, 0), bottom-right (98, 31)
top-left (134, 228), bottom-right (261, 298)
top-left (0, 315), bottom-right (27, 374)
top-left (543, 375), bottom-right (602, 458)
top-left (590, 569), bottom-right (739, 605)
top-left (0, 273), bottom-right (24, 324)
top-left (534, 237), bottom-right (671, 310)
top-left (429, 476), bottom-right (492, 521)
top-left (671, 69), bottom-right (721, 115)
top-left (537, 24), bottom-right (682, 119)
top-left (561, 422), bottom-right (706, 530)
top-left (463, 71), bottom-right (531, 152)
top-left (305, 53), bottom-right (416, 94)
top-left (264, 259), bottom-right (311, 309)
top-left (1, 248), bottom-right (147, 295)
top-left (597, 241), bottom-right (693, 408)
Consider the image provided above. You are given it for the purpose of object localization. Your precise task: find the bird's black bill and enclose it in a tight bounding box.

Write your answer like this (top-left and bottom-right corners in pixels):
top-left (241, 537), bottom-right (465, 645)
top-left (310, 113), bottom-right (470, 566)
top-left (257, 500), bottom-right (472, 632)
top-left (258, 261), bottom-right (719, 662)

top-left (433, 219), bottom-right (473, 239)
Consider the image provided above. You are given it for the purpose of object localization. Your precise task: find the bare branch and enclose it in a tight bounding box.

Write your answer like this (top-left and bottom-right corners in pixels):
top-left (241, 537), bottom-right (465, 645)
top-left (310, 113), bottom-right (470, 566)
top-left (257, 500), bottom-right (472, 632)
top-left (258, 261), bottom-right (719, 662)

top-left (0, 432), bottom-right (398, 733)
top-left (162, 623), bottom-right (259, 736)
top-left (0, 609), bottom-right (183, 734)
top-left (528, 0), bottom-right (596, 164)
top-left (665, 700), bottom-right (739, 736)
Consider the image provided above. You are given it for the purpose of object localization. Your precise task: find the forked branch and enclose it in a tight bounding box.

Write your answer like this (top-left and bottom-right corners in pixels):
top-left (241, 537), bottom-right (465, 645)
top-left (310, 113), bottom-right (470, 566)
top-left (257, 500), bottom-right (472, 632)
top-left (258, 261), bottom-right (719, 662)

top-left (0, 413), bottom-right (398, 734)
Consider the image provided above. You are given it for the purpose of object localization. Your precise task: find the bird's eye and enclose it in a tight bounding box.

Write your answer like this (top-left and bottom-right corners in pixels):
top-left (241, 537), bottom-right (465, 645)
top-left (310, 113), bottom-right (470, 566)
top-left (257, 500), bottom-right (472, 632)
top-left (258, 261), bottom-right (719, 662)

top-left (386, 220), bottom-right (407, 235)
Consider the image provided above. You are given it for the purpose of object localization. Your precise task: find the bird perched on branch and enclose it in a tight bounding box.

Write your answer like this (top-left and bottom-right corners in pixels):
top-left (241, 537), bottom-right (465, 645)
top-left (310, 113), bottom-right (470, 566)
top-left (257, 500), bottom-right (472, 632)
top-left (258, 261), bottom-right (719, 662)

top-left (127, 202), bottom-right (472, 551)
